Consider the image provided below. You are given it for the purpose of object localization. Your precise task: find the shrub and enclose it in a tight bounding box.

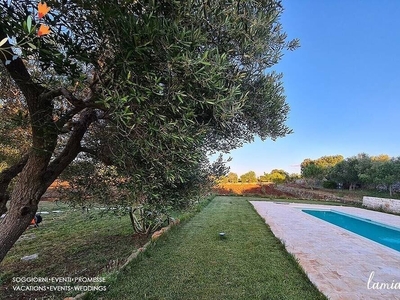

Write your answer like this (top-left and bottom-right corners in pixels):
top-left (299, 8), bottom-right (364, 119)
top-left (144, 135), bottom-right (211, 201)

top-left (323, 180), bottom-right (338, 189)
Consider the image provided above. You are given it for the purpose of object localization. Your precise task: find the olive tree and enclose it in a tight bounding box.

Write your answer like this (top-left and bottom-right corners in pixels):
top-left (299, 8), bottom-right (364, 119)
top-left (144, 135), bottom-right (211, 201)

top-left (240, 171), bottom-right (258, 183)
top-left (0, 0), bottom-right (298, 262)
top-left (370, 158), bottom-right (400, 196)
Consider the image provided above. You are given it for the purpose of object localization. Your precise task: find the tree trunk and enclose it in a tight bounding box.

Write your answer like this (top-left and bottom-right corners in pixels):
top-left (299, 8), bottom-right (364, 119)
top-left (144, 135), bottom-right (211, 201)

top-left (0, 155), bottom-right (29, 216)
top-left (0, 26), bottom-right (99, 263)
top-left (128, 207), bottom-right (136, 232)
top-left (0, 155), bottom-right (49, 262)
top-left (0, 109), bottom-right (96, 262)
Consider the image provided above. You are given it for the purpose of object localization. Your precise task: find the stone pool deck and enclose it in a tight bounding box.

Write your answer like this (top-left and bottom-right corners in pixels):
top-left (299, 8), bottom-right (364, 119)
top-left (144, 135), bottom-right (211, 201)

top-left (250, 201), bottom-right (400, 300)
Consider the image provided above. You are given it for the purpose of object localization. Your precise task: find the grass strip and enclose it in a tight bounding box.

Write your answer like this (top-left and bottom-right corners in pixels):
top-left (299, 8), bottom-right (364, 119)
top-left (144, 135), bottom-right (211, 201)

top-left (0, 201), bottom-right (148, 300)
top-left (95, 196), bottom-right (326, 300)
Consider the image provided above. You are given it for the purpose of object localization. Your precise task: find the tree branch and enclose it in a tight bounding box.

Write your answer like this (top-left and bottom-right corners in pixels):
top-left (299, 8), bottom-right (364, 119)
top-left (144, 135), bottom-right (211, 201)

top-left (55, 106), bottom-right (84, 130)
top-left (0, 26), bottom-right (46, 103)
top-left (42, 87), bottom-right (106, 112)
top-left (38, 85), bottom-right (107, 132)
top-left (59, 88), bottom-right (87, 108)
top-left (80, 147), bottom-right (114, 165)
top-left (44, 108), bottom-right (97, 186)
top-left (0, 154), bottom-right (29, 215)
top-left (80, 147), bottom-right (97, 156)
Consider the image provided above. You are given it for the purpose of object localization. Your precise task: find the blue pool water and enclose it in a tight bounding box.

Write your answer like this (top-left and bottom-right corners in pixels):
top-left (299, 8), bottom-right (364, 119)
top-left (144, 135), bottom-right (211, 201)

top-left (302, 210), bottom-right (400, 252)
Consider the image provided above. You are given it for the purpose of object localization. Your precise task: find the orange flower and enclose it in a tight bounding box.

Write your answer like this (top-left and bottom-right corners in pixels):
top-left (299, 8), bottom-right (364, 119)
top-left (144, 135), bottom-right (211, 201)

top-left (38, 2), bottom-right (51, 19)
top-left (37, 24), bottom-right (51, 37)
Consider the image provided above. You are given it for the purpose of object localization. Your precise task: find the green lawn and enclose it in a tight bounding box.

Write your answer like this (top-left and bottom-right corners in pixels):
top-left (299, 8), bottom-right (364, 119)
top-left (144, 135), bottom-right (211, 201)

top-left (0, 201), bottom-right (148, 300)
top-left (93, 196), bottom-right (326, 300)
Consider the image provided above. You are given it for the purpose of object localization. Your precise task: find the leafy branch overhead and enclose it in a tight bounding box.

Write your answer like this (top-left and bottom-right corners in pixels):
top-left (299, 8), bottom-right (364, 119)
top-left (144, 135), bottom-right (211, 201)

top-left (0, 1), bottom-right (51, 66)
top-left (0, 0), bottom-right (298, 262)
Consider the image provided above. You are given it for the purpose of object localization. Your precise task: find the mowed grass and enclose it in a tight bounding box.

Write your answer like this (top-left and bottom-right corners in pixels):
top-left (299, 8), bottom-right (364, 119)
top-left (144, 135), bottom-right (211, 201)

top-left (0, 201), bottom-right (148, 300)
top-left (95, 196), bottom-right (326, 300)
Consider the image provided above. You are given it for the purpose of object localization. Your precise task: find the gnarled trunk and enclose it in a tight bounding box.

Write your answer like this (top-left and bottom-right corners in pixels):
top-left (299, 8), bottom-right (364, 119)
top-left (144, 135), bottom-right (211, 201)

top-left (0, 154), bottom-right (50, 262)
top-left (0, 24), bottom-right (99, 263)
top-left (0, 108), bottom-right (97, 262)
top-left (0, 155), bottom-right (29, 216)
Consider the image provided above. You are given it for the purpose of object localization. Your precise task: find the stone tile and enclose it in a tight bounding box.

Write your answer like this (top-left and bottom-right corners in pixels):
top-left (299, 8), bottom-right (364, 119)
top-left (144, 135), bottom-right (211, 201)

top-left (250, 201), bottom-right (400, 299)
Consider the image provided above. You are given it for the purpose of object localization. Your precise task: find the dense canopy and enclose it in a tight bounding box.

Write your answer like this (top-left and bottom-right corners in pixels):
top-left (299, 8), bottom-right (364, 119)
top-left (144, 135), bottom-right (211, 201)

top-left (0, 0), bottom-right (298, 262)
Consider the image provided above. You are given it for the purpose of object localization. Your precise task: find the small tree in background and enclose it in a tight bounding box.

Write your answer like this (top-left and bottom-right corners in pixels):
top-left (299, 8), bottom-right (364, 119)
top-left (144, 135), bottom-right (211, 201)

top-left (326, 153), bottom-right (394, 191)
top-left (263, 169), bottom-right (289, 184)
top-left (300, 155), bottom-right (343, 188)
top-left (301, 163), bottom-right (325, 189)
top-left (259, 173), bottom-right (270, 182)
top-left (370, 158), bottom-right (400, 196)
top-left (218, 172), bottom-right (238, 184)
top-left (354, 153), bottom-right (374, 187)
top-left (240, 171), bottom-right (257, 183)
top-left (328, 157), bottom-right (360, 190)
top-left (288, 173), bottom-right (301, 182)
top-left (227, 172), bottom-right (239, 183)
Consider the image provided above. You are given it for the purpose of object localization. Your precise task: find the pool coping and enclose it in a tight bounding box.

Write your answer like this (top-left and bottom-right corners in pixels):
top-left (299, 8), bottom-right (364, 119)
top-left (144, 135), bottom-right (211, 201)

top-left (250, 201), bottom-right (400, 300)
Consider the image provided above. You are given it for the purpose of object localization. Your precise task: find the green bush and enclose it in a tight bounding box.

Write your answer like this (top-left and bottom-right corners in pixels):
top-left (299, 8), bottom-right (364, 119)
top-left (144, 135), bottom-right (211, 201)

top-left (323, 180), bottom-right (338, 189)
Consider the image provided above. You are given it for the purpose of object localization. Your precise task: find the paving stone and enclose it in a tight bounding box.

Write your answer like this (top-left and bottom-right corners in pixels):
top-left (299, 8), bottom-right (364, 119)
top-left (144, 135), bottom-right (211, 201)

top-left (21, 253), bottom-right (38, 261)
top-left (251, 201), bottom-right (400, 300)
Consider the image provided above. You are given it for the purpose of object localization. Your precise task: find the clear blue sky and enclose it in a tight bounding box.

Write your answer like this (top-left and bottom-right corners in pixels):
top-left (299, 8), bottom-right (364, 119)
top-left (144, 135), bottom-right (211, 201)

top-left (217, 0), bottom-right (400, 177)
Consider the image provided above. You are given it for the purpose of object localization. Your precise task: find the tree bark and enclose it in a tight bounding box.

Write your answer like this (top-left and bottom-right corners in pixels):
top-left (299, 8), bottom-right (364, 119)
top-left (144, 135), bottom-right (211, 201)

top-left (0, 109), bottom-right (96, 262)
top-left (0, 26), bottom-right (98, 263)
top-left (0, 154), bottom-right (49, 261)
top-left (0, 155), bottom-right (29, 216)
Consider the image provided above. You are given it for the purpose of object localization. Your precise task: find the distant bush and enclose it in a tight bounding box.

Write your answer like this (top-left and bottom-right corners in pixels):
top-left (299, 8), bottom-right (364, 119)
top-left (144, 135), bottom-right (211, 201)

top-left (323, 180), bottom-right (337, 189)
top-left (212, 183), bottom-right (295, 198)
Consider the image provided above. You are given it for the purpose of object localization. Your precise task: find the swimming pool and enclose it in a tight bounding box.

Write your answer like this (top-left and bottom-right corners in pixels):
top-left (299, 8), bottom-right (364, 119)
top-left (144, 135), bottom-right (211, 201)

top-left (302, 209), bottom-right (400, 252)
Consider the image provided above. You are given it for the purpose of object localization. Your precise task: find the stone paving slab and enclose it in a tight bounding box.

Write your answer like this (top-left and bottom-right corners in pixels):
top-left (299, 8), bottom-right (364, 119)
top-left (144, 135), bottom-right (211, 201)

top-left (250, 201), bottom-right (400, 300)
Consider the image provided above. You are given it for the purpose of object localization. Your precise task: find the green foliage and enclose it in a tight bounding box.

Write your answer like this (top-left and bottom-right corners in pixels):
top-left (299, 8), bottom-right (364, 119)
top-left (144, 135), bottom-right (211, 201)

top-left (58, 161), bottom-right (129, 208)
top-left (302, 163), bottom-right (325, 180)
top-left (128, 205), bottom-right (170, 234)
top-left (300, 155), bottom-right (344, 170)
top-left (327, 157), bottom-right (359, 189)
top-left (258, 174), bottom-right (269, 182)
top-left (220, 172), bottom-right (239, 183)
top-left (269, 172), bottom-right (286, 184)
top-left (353, 153), bottom-right (374, 184)
top-left (322, 180), bottom-right (338, 189)
top-left (300, 155), bottom-right (343, 179)
top-left (288, 173), bottom-right (301, 182)
top-left (0, 201), bottom-right (147, 299)
top-left (228, 172), bottom-right (239, 183)
top-left (37, 0), bottom-right (297, 210)
top-left (316, 155), bottom-right (344, 168)
top-left (261, 169), bottom-right (289, 184)
top-left (240, 171), bottom-right (257, 183)
top-left (371, 154), bottom-right (391, 162)
top-left (94, 197), bottom-right (326, 300)
top-left (0, 64), bottom-right (31, 169)
top-left (0, 0), bottom-right (298, 258)
top-left (0, 161), bottom-right (7, 173)
top-left (326, 153), bottom-right (399, 193)
top-left (370, 158), bottom-right (400, 196)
